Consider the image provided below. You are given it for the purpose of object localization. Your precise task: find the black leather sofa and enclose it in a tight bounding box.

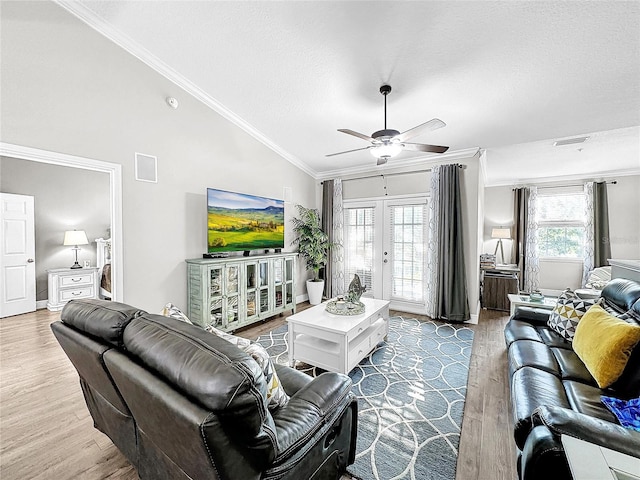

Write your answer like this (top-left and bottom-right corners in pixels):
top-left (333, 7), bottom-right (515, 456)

top-left (51, 299), bottom-right (358, 480)
top-left (504, 278), bottom-right (640, 480)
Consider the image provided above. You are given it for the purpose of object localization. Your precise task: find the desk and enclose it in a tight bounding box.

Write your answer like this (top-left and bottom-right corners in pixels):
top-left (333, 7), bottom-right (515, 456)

top-left (481, 265), bottom-right (519, 311)
top-left (562, 435), bottom-right (640, 480)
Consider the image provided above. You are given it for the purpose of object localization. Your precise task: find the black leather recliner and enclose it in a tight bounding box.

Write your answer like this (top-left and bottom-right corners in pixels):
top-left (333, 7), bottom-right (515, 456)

top-left (504, 278), bottom-right (640, 480)
top-left (51, 299), bottom-right (358, 480)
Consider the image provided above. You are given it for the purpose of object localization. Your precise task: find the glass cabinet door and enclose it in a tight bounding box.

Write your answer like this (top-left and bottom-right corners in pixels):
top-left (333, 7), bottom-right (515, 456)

top-left (209, 266), bottom-right (224, 328)
top-left (258, 260), bottom-right (270, 314)
top-left (285, 257), bottom-right (295, 307)
top-left (225, 264), bottom-right (240, 326)
top-left (245, 263), bottom-right (258, 320)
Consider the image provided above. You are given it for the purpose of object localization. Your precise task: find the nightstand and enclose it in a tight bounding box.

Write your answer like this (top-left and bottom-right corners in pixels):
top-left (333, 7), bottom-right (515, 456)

top-left (47, 267), bottom-right (99, 311)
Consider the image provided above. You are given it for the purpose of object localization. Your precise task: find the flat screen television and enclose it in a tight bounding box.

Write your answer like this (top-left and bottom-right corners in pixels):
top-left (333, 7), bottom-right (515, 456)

top-left (207, 188), bottom-right (285, 253)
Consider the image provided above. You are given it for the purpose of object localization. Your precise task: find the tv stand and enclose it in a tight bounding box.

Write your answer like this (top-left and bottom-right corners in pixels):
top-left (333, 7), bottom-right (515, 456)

top-left (243, 251), bottom-right (250, 257)
top-left (186, 253), bottom-right (297, 332)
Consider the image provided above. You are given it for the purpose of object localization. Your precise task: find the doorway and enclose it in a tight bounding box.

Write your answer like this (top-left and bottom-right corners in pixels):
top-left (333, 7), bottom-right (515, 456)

top-left (0, 142), bottom-right (123, 303)
top-left (343, 196), bottom-right (429, 314)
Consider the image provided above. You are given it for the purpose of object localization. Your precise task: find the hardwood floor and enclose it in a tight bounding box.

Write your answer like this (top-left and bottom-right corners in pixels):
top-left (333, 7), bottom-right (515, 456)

top-left (0, 305), bottom-right (518, 480)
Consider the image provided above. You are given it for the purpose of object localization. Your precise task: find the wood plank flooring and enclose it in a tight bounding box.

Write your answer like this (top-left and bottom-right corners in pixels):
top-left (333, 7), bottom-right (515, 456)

top-left (0, 305), bottom-right (517, 480)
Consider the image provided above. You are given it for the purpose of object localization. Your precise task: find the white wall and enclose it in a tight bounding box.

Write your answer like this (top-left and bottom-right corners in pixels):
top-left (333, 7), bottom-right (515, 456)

top-left (483, 175), bottom-right (640, 292)
top-left (0, 1), bottom-right (316, 311)
top-left (0, 157), bottom-right (111, 301)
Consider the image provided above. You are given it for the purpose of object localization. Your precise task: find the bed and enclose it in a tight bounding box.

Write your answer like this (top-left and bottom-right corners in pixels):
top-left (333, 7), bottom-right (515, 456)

top-left (95, 237), bottom-right (112, 300)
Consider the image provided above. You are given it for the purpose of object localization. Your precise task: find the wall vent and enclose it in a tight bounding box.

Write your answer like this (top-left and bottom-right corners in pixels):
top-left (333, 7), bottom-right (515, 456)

top-left (553, 136), bottom-right (589, 146)
top-left (135, 153), bottom-right (158, 183)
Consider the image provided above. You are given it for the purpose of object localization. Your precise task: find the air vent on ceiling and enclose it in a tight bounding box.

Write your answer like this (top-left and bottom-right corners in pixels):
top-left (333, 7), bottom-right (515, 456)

top-left (553, 136), bottom-right (589, 146)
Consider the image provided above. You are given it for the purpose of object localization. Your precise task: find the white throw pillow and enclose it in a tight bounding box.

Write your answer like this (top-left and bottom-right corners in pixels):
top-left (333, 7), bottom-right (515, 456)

top-left (205, 324), bottom-right (289, 410)
top-left (160, 303), bottom-right (193, 324)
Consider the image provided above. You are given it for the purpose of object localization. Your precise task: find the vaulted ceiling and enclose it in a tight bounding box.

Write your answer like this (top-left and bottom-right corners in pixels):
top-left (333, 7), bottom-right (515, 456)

top-left (59, 1), bottom-right (640, 184)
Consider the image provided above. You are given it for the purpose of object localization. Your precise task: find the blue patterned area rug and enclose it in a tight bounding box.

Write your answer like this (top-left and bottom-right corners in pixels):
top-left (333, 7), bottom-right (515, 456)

top-left (256, 316), bottom-right (474, 480)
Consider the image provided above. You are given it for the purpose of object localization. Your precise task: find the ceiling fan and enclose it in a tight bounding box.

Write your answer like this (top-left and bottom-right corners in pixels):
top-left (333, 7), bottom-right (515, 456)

top-left (327, 85), bottom-right (449, 165)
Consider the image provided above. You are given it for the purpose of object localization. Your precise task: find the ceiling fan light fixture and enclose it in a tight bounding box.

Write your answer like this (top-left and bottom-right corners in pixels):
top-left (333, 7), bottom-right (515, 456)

top-left (370, 143), bottom-right (403, 159)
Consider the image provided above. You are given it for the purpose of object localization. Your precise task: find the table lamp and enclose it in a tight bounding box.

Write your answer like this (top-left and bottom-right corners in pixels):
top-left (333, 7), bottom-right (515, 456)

top-left (63, 230), bottom-right (89, 269)
top-left (492, 227), bottom-right (511, 265)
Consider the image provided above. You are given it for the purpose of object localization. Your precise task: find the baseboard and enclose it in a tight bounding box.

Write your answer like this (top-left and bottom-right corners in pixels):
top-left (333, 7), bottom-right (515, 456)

top-left (466, 302), bottom-right (481, 325)
top-left (296, 293), bottom-right (309, 305)
top-left (36, 300), bottom-right (48, 310)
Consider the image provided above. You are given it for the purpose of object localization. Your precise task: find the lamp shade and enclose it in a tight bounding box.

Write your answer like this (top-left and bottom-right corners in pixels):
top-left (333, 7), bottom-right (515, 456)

top-left (63, 230), bottom-right (89, 246)
top-left (370, 143), bottom-right (403, 159)
top-left (491, 227), bottom-right (511, 239)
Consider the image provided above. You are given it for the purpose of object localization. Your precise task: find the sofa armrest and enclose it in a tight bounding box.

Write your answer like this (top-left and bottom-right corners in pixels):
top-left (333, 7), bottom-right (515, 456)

top-left (532, 405), bottom-right (640, 458)
top-left (512, 306), bottom-right (552, 325)
top-left (271, 372), bottom-right (353, 458)
top-left (274, 363), bottom-right (311, 397)
top-left (520, 425), bottom-right (572, 480)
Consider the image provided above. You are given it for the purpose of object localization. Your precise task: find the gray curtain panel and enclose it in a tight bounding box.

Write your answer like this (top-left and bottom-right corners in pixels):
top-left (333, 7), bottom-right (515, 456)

top-left (435, 164), bottom-right (470, 322)
top-left (593, 181), bottom-right (611, 267)
top-left (321, 180), bottom-right (334, 299)
top-left (512, 187), bottom-right (529, 291)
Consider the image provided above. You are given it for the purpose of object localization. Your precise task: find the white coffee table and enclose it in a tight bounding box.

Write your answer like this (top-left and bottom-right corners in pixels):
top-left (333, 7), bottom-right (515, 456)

top-left (508, 293), bottom-right (557, 316)
top-left (287, 297), bottom-right (390, 374)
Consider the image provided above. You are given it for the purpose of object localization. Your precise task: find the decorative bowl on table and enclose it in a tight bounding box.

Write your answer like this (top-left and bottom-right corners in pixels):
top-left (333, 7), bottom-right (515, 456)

top-left (325, 299), bottom-right (365, 316)
top-left (529, 291), bottom-right (545, 303)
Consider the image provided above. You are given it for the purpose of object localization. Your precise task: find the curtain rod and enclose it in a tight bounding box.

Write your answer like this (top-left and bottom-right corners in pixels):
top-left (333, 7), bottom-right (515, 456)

top-left (513, 180), bottom-right (617, 191)
top-left (322, 164), bottom-right (466, 184)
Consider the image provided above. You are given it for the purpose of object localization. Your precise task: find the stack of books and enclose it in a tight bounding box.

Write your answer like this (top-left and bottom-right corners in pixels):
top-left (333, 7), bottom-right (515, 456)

top-left (480, 253), bottom-right (496, 269)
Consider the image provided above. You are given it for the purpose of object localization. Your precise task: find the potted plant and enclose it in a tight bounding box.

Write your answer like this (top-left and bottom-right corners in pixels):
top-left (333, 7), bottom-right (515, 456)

top-left (291, 204), bottom-right (335, 305)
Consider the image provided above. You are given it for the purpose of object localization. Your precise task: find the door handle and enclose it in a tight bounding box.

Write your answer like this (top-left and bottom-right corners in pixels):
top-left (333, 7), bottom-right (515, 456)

top-left (383, 259), bottom-right (388, 263)
top-left (27, 258), bottom-right (35, 263)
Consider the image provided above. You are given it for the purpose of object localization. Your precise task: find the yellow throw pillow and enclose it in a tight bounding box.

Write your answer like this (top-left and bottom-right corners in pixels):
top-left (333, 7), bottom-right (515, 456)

top-left (573, 304), bottom-right (640, 388)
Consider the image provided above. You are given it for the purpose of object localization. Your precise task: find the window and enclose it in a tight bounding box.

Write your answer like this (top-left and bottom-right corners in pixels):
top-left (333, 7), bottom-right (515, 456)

top-left (536, 192), bottom-right (586, 258)
top-left (344, 206), bottom-right (375, 297)
top-left (390, 204), bottom-right (426, 302)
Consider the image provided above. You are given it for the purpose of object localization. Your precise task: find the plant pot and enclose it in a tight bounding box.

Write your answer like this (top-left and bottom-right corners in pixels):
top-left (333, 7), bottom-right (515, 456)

top-left (306, 280), bottom-right (325, 305)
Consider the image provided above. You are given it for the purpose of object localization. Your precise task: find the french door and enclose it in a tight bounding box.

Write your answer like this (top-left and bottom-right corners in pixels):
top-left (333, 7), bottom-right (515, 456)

top-left (343, 197), bottom-right (429, 314)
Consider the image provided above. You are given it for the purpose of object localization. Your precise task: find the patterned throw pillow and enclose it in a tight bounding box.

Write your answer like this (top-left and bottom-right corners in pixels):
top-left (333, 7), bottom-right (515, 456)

top-left (205, 324), bottom-right (290, 410)
top-left (160, 303), bottom-right (193, 324)
top-left (547, 289), bottom-right (596, 342)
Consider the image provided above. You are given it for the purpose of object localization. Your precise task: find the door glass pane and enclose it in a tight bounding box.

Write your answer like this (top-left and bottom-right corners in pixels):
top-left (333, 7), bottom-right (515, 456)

top-left (246, 263), bottom-right (257, 288)
top-left (344, 206), bottom-right (374, 296)
top-left (210, 267), bottom-right (222, 297)
top-left (246, 291), bottom-right (256, 317)
top-left (260, 289), bottom-right (269, 313)
top-left (390, 205), bottom-right (425, 302)
top-left (275, 284), bottom-right (283, 307)
top-left (210, 298), bottom-right (223, 328)
top-left (274, 259), bottom-right (283, 284)
top-left (259, 261), bottom-right (268, 287)
top-left (226, 265), bottom-right (239, 295)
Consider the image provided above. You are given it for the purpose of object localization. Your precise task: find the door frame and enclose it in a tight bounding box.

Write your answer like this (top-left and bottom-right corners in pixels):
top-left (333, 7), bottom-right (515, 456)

top-left (0, 142), bottom-right (124, 302)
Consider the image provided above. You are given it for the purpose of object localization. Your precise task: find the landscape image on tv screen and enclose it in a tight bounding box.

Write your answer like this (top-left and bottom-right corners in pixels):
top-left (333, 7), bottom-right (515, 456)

top-left (207, 188), bottom-right (285, 253)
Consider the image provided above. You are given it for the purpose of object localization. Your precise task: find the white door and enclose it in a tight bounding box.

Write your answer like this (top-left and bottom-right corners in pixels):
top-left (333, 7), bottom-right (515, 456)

top-left (0, 193), bottom-right (36, 318)
top-left (344, 197), bottom-right (429, 314)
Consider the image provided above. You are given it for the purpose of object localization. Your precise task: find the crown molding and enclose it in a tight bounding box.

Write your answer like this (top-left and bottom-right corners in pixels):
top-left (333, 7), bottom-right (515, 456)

top-left (486, 167), bottom-right (640, 188)
top-left (53, 1), bottom-right (317, 179)
top-left (316, 147), bottom-right (481, 181)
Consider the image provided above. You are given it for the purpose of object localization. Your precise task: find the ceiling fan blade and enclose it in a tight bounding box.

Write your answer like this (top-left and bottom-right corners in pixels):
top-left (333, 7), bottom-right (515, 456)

top-left (325, 146), bottom-right (371, 157)
top-left (376, 157), bottom-right (388, 166)
top-left (395, 118), bottom-right (446, 142)
top-left (402, 143), bottom-right (449, 154)
top-left (338, 129), bottom-right (375, 142)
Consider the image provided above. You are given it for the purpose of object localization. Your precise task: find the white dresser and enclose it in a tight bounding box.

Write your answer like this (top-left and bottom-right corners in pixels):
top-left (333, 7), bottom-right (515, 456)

top-left (47, 267), bottom-right (99, 311)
